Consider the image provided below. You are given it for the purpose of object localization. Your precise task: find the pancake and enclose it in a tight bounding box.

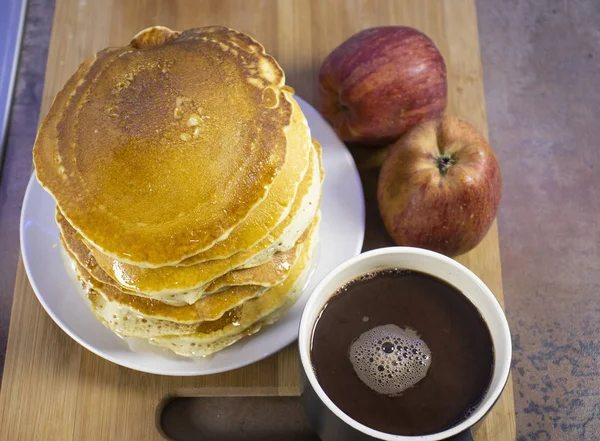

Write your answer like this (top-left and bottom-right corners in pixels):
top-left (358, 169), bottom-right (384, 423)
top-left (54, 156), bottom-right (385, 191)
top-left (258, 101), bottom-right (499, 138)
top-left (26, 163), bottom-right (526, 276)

top-left (61, 212), bottom-right (314, 307)
top-left (64, 140), bottom-right (322, 295)
top-left (204, 245), bottom-right (301, 293)
top-left (86, 269), bottom-right (266, 324)
top-left (34, 26), bottom-right (293, 266)
top-left (64, 243), bottom-right (264, 322)
top-left (37, 25), bottom-right (326, 358)
top-left (59, 230), bottom-right (119, 288)
top-left (179, 93), bottom-right (311, 265)
top-left (85, 217), bottom-right (318, 351)
top-left (66, 222), bottom-right (315, 322)
top-left (73, 222), bottom-right (313, 324)
top-left (147, 226), bottom-right (317, 356)
top-left (253, 139), bottom-right (324, 255)
top-left (147, 281), bottom-right (306, 357)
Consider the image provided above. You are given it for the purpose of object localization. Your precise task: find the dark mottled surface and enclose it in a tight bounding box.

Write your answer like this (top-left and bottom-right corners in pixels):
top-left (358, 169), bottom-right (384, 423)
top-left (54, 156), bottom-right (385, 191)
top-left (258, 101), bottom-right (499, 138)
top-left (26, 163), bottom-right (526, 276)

top-left (0, 1), bottom-right (599, 440)
top-left (478, 1), bottom-right (600, 440)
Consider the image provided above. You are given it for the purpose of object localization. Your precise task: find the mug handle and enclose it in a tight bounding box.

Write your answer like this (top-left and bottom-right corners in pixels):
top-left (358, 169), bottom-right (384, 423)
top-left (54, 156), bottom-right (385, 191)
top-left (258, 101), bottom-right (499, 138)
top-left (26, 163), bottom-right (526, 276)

top-left (447, 429), bottom-right (474, 441)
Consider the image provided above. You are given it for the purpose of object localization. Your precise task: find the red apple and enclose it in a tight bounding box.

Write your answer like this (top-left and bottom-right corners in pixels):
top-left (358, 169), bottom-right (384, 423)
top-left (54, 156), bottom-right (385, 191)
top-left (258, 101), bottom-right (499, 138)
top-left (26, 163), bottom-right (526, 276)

top-left (377, 116), bottom-right (502, 256)
top-left (319, 26), bottom-right (447, 146)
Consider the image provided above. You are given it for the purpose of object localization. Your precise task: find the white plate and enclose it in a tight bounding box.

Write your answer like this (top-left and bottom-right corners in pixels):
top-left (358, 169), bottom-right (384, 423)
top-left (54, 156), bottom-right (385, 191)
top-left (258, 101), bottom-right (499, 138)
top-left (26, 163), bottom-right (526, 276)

top-left (20, 96), bottom-right (365, 376)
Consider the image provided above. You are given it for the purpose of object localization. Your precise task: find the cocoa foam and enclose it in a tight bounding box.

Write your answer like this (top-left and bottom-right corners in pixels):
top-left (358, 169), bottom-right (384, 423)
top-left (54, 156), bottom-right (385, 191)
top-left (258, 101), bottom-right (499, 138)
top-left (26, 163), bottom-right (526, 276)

top-left (348, 324), bottom-right (431, 397)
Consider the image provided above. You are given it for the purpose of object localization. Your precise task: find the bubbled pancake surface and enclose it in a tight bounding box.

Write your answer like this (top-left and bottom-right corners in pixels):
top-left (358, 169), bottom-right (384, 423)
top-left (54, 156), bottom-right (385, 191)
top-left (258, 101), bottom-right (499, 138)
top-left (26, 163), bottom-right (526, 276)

top-left (34, 26), bottom-right (292, 266)
top-left (180, 93), bottom-right (311, 264)
top-left (58, 140), bottom-right (322, 295)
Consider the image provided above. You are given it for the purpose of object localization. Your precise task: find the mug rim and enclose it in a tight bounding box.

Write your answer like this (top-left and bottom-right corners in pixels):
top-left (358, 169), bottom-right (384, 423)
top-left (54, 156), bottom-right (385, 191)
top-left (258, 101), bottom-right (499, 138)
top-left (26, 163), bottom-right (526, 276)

top-left (298, 246), bottom-right (512, 441)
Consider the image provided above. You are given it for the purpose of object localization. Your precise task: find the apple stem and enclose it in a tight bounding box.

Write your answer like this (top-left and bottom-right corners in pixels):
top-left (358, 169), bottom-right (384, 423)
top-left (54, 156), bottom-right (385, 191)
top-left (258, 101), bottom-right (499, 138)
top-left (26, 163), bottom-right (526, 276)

top-left (437, 154), bottom-right (455, 175)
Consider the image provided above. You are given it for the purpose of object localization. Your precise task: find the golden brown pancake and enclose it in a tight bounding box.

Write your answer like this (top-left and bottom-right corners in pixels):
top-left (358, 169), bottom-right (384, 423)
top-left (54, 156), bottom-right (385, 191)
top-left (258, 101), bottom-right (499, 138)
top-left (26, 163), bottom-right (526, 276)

top-left (34, 26), bottom-right (293, 266)
top-left (59, 230), bottom-right (118, 288)
top-left (81, 265), bottom-right (266, 323)
top-left (70, 223), bottom-right (312, 324)
top-left (63, 242), bottom-right (264, 323)
top-left (65, 221), bottom-right (314, 323)
top-left (39, 25), bottom-right (325, 357)
top-left (85, 218), bottom-right (317, 346)
top-left (60, 210), bottom-right (313, 304)
top-left (204, 245), bottom-right (301, 293)
top-left (56, 140), bottom-right (322, 295)
top-left (179, 94), bottom-right (311, 264)
top-left (146, 280), bottom-right (307, 357)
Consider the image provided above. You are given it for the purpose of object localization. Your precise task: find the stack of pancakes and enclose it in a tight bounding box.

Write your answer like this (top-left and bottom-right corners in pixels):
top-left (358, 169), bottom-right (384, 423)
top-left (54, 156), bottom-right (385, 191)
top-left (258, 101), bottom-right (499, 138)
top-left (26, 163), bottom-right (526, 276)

top-left (33, 26), bottom-right (322, 357)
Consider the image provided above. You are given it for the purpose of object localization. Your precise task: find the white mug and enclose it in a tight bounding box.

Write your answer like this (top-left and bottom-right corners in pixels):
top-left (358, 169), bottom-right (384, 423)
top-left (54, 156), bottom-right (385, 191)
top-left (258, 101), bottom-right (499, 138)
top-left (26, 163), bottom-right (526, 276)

top-left (298, 247), bottom-right (511, 441)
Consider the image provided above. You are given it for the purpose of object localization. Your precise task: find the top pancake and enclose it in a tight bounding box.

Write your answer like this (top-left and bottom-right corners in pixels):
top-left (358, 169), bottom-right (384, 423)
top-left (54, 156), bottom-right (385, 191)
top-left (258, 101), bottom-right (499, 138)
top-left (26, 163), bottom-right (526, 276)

top-left (33, 26), bottom-right (292, 266)
top-left (180, 93), bottom-right (311, 265)
top-left (59, 140), bottom-right (322, 295)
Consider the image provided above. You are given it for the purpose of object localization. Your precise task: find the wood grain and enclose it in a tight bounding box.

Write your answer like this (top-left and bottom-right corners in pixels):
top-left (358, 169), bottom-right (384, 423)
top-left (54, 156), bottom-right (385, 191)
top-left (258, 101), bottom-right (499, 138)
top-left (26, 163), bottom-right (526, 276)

top-left (0, 1), bottom-right (515, 440)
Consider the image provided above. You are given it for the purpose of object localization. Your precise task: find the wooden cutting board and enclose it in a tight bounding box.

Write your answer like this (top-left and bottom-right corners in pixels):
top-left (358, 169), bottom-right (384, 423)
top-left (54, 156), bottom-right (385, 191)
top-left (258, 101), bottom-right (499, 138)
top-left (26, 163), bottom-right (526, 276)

top-left (0, 1), bottom-right (515, 440)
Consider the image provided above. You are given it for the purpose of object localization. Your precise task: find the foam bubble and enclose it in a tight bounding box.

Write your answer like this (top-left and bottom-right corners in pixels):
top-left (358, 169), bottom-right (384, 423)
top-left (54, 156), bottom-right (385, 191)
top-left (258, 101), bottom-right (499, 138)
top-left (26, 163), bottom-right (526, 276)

top-left (348, 324), bottom-right (431, 396)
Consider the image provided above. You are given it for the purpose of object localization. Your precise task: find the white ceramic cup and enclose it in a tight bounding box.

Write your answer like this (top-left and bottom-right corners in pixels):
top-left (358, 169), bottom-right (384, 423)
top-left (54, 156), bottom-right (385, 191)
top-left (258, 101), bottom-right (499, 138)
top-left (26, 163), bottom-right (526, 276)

top-left (298, 247), bottom-right (511, 441)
